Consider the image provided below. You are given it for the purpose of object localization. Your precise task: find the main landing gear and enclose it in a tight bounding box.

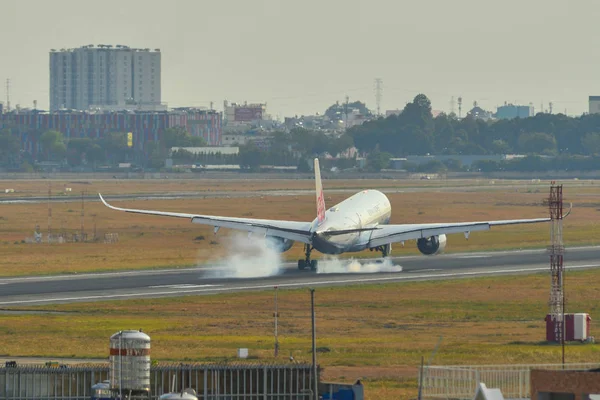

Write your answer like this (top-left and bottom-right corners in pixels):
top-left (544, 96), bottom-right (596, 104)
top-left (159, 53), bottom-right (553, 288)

top-left (370, 243), bottom-right (391, 258)
top-left (298, 244), bottom-right (318, 271)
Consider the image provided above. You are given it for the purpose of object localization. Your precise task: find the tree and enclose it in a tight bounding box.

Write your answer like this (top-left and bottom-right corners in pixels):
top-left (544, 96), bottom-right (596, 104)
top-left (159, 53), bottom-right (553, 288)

top-left (162, 126), bottom-right (207, 149)
top-left (581, 133), bottom-right (600, 155)
top-left (100, 132), bottom-right (129, 164)
top-left (400, 94), bottom-right (434, 134)
top-left (0, 128), bottom-right (21, 168)
top-left (490, 139), bottom-right (512, 155)
top-left (144, 141), bottom-right (165, 169)
top-left (517, 132), bottom-right (557, 155)
top-left (239, 142), bottom-right (262, 170)
top-left (66, 138), bottom-right (95, 166)
top-left (40, 130), bottom-right (66, 162)
top-left (366, 150), bottom-right (391, 171)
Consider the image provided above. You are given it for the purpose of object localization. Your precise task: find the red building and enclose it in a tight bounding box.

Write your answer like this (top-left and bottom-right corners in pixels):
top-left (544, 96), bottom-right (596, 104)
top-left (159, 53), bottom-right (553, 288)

top-left (0, 108), bottom-right (222, 154)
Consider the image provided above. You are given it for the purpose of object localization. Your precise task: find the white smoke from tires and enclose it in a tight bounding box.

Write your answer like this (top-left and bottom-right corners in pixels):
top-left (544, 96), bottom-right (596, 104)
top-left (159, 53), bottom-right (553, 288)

top-left (204, 233), bottom-right (283, 278)
top-left (316, 256), bottom-right (402, 274)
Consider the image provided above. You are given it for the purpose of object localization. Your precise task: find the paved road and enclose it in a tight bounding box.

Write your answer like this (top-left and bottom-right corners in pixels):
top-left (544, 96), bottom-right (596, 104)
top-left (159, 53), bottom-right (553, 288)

top-left (0, 247), bottom-right (598, 306)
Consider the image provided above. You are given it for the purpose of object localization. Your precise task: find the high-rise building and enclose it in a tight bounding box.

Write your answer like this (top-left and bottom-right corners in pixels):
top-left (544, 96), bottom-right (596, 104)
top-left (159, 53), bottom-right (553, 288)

top-left (49, 45), bottom-right (161, 111)
top-left (589, 96), bottom-right (600, 114)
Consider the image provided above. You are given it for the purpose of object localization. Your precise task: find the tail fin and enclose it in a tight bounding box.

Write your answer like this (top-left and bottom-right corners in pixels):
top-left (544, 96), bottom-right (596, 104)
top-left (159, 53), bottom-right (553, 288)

top-left (314, 158), bottom-right (326, 226)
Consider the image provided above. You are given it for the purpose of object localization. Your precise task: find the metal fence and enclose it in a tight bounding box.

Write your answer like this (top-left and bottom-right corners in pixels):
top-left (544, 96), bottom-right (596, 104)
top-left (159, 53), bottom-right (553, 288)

top-left (0, 363), bottom-right (315, 400)
top-left (419, 363), bottom-right (600, 399)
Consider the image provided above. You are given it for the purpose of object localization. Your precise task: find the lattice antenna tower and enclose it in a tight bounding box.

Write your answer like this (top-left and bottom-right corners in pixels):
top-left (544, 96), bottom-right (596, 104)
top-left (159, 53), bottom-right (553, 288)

top-left (548, 183), bottom-right (565, 355)
top-left (344, 95), bottom-right (350, 129)
top-left (5, 79), bottom-right (10, 112)
top-left (47, 183), bottom-right (52, 240)
top-left (374, 78), bottom-right (383, 116)
top-left (81, 190), bottom-right (86, 240)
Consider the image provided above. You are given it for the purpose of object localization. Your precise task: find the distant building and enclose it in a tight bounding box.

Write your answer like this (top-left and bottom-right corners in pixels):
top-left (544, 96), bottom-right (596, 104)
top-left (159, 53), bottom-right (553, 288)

top-left (496, 104), bottom-right (534, 119)
top-left (342, 109), bottom-right (368, 128)
top-left (386, 109), bottom-right (403, 117)
top-left (0, 108), bottom-right (222, 154)
top-left (223, 101), bottom-right (268, 125)
top-left (171, 146), bottom-right (239, 155)
top-left (50, 45), bottom-right (161, 111)
top-left (589, 96), bottom-right (600, 114)
top-left (467, 105), bottom-right (494, 121)
top-left (0, 102), bottom-right (3, 115)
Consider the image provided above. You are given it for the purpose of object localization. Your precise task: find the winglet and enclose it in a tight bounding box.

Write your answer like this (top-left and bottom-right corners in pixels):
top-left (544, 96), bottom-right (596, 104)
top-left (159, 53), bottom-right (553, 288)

top-left (563, 202), bottom-right (573, 219)
top-left (314, 158), bottom-right (326, 226)
top-left (98, 193), bottom-right (118, 211)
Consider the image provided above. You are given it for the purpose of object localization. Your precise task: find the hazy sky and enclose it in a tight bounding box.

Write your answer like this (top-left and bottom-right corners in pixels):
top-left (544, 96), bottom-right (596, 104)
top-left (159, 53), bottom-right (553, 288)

top-left (1, 0), bottom-right (599, 118)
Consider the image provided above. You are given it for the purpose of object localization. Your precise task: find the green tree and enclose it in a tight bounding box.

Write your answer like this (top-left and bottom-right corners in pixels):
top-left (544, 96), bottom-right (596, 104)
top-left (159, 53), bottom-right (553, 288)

top-left (581, 133), bottom-right (600, 155)
top-left (400, 94), bottom-right (434, 134)
top-left (0, 128), bottom-right (21, 167)
top-left (490, 139), bottom-right (512, 154)
top-left (100, 132), bottom-right (129, 164)
top-left (239, 142), bottom-right (263, 170)
top-left (40, 130), bottom-right (66, 162)
top-left (366, 150), bottom-right (391, 171)
top-left (145, 141), bottom-right (165, 169)
top-left (163, 127), bottom-right (207, 149)
top-left (66, 138), bottom-right (94, 166)
top-left (517, 132), bottom-right (557, 155)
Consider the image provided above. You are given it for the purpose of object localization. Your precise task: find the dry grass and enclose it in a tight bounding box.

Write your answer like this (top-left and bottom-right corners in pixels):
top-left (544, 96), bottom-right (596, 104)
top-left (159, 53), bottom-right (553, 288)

top-left (1, 180), bottom-right (600, 277)
top-left (0, 177), bottom-right (495, 198)
top-left (0, 177), bottom-right (573, 198)
top-left (2, 269), bottom-right (600, 399)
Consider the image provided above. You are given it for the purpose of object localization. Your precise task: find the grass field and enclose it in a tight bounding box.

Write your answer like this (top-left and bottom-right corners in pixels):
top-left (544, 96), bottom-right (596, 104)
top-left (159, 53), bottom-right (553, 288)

top-left (1, 179), bottom-right (599, 277)
top-left (1, 269), bottom-right (600, 399)
top-left (2, 179), bottom-right (600, 399)
top-left (0, 177), bottom-right (586, 197)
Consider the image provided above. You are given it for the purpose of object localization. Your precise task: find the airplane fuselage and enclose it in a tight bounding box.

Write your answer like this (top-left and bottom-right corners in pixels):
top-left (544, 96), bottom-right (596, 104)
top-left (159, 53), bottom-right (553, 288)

top-left (310, 189), bottom-right (391, 254)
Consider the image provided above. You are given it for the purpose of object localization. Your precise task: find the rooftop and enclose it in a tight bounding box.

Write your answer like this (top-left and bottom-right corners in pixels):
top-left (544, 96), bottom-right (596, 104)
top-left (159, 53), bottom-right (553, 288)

top-left (50, 45), bottom-right (160, 52)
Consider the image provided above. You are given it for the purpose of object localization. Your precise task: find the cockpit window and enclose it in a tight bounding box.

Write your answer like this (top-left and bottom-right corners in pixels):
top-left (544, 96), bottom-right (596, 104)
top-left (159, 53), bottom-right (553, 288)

top-left (329, 207), bottom-right (339, 212)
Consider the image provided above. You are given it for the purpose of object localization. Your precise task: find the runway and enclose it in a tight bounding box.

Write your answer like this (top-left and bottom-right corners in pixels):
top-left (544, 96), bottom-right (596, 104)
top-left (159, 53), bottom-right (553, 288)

top-left (1, 246), bottom-right (599, 306)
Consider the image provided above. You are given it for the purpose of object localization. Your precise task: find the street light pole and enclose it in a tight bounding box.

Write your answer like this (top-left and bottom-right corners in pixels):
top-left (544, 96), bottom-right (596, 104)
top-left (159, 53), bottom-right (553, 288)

top-left (310, 288), bottom-right (318, 400)
top-left (274, 286), bottom-right (279, 357)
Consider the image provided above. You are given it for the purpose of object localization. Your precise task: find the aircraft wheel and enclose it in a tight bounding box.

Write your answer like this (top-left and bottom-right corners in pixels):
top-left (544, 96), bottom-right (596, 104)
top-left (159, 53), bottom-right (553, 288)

top-left (298, 260), bottom-right (306, 270)
top-left (310, 260), bottom-right (318, 271)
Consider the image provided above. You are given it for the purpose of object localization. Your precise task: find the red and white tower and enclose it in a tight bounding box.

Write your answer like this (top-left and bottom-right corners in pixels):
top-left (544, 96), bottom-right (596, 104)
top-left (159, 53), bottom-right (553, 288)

top-left (547, 183), bottom-right (565, 352)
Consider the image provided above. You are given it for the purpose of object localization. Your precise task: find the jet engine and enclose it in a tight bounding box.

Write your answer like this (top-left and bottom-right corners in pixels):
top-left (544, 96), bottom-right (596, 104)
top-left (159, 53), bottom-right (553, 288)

top-left (265, 236), bottom-right (295, 252)
top-left (417, 234), bottom-right (447, 255)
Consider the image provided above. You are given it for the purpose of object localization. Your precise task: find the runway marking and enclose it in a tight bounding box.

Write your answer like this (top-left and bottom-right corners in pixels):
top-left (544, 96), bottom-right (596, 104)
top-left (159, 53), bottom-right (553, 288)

top-left (0, 263), bottom-right (598, 306)
top-left (148, 284), bottom-right (219, 289)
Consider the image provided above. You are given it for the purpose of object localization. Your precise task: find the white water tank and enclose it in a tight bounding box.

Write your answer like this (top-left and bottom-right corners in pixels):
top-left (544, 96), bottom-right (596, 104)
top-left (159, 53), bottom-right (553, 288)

top-left (109, 330), bottom-right (151, 393)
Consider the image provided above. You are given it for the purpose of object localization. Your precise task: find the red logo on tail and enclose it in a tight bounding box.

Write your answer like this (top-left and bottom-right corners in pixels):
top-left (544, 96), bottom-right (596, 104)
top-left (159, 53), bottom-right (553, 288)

top-left (317, 191), bottom-right (325, 224)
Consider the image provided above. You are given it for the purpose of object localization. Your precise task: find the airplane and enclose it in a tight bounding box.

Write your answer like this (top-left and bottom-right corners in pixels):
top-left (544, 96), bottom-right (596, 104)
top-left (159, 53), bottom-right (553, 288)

top-left (99, 158), bottom-right (567, 272)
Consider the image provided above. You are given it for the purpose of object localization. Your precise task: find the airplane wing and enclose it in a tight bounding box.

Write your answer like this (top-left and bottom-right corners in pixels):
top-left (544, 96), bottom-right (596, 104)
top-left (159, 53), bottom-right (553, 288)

top-left (98, 194), bottom-right (314, 244)
top-left (367, 207), bottom-right (571, 248)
